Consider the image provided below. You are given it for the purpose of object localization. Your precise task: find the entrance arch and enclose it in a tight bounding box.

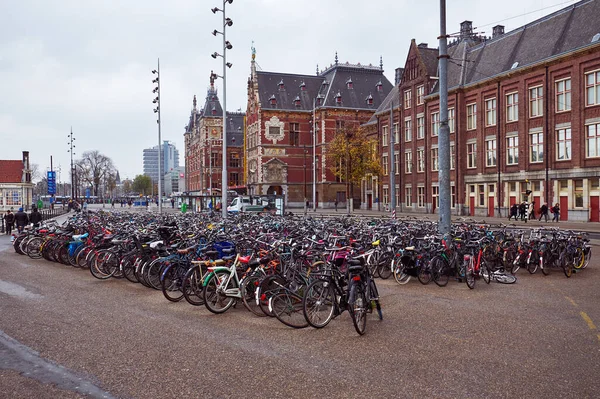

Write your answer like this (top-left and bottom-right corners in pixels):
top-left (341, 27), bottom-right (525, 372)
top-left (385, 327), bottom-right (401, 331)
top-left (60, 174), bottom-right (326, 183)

top-left (267, 185), bottom-right (283, 195)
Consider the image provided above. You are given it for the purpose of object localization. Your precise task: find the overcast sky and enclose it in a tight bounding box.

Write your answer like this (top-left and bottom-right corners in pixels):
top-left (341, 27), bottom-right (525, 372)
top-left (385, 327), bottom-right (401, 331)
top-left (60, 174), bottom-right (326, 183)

top-left (0, 0), bottom-right (578, 181)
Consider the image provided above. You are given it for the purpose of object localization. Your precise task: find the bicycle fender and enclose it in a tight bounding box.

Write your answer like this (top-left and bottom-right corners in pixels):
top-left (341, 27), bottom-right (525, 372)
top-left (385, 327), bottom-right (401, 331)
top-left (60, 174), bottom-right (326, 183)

top-left (202, 267), bottom-right (231, 286)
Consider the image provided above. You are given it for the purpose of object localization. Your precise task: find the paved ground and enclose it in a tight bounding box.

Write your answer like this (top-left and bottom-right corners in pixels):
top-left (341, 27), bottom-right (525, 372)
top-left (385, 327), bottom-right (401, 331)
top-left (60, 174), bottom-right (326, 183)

top-left (1, 224), bottom-right (599, 398)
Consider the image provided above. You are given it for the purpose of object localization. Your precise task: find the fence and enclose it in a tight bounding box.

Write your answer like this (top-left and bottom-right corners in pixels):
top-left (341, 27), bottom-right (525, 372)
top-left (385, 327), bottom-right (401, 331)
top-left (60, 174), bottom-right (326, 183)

top-left (0, 208), bottom-right (69, 234)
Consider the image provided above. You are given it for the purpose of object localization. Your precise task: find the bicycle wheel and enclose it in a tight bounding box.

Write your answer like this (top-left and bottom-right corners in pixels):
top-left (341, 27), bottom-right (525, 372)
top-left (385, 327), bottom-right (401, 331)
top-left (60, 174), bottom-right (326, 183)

top-left (541, 255), bottom-right (551, 276)
top-left (258, 275), bottom-right (286, 317)
top-left (510, 254), bottom-right (522, 274)
top-left (377, 252), bottom-right (393, 280)
top-left (417, 260), bottom-right (432, 285)
top-left (302, 279), bottom-right (335, 329)
top-left (26, 237), bottom-right (44, 259)
top-left (348, 283), bottom-right (367, 335)
top-left (121, 254), bottom-right (139, 283)
top-left (145, 259), bottom-right (164, 290)
top-left (393, 259), bottom-right (411, 285)
top-left (90, 250), bottom-right (114, 279)
top-left (481, 260), bottom-right (491, 284)
top-left (76, 246), bottom-right (92, 268)
top-left (161, 263), bottom-right (185, 302)
top-left (465, 259), bottom-right (475, 289)
top-left (203, 271), bottom-right (236, 314)
top-left (583, 247), bottom-right (591, 269)
top-left (574, 248), bottom-right (585, 269)
top-left (240, 272), bottom-right (266, 317)
top-left (562, 255), bottom-right (573, 278)
top-left (271, 291), bottom-right (309, 329)
top-left (495, 273), bottom-right (517, 284)
top-left (431, 256), bottom-right (449, 287)
top-left (182, 266), bottom-right (205, 306)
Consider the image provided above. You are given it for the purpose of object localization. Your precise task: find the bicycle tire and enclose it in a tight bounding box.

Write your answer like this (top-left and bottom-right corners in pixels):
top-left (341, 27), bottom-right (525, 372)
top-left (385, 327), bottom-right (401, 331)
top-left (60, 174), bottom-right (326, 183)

top-left (182, 265), bottom-right (205, 306)
top-left (392, 259), bottom-right (411, 285)
top-left (574, 248), bottom-right (585, 269)
top-left (541, 256), bottom-right (551, 276)
top-left (240, 272), bottom-right (266, 316)
top-left (417, 260), bottom-right (432, 285)
top-left (431, 256), bottom-right (449, 287)
top-left (348, 283), bottom-right (367, 335)
top-left (26, 237), bottom-right (44, 259)
top-left (481, 260), bottom-right (491, 284)
top-left (494, 273), bottom-right (517, 284)
top-left (527, 251), bottom-right (539, 274)
top-left (302, 279), bottom-right (335, 329)
top-left (90, 250), bottom-right (114, 280)
top-left (145, 259), bottom-right (164, 290)
top-left (377, 252), bottom-right (393, 280)
top-left (161, 263), bottom-right (185, 302)
top-left (465, 259), bottom-right (475, 289)
top-left (203, 271), bottom-right (236, 314)
top-left (271, 291), bottom-right (309, 329)
top-left (562, 255), bottom-right (573, 278)
top-left (258, 275), bottom-right (286, 317)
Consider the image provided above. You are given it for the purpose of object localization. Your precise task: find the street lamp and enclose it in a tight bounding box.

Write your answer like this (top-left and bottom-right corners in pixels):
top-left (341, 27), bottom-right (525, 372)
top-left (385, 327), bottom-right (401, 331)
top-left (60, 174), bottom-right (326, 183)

top-left (211, 0), bottom-right (233, 218)
top-left (152, 60), bottom-right (162, 214)
top-left (67, 128), bottom-right (75, 200)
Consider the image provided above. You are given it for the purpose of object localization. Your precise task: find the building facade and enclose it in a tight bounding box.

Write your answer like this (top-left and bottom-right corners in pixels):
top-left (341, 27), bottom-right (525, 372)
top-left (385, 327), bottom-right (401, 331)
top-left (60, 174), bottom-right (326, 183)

top-left (245, 49), bottom-right (393, 208)
top-left (143, 141), bottom-right (180, 193)
top-left (0, 151), bottom-right (34, 211)
top-left (184, 75), bottom-right (244, 195)
top-left (375, 0), bottom-right (600, 222)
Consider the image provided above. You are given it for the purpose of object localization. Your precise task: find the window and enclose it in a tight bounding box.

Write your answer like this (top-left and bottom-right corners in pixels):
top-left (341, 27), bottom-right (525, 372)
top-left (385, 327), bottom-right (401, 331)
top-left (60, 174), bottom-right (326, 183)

top-left (556, 128), bottom-right (572, 160)
top-left (529, 86), bottom-right (543, 118)
top-left (404, 90), bottom-right (412, 109)
top-left (415, 85), bottom-right (424, 105)
top-left (431, 112), bottom-right (439, 136)
top-left (506, 136), bottom-right (519, 165)
top-left (229, 153), bottom-right (240, 168)
top-left (431, 148), bottom-right (439, 171)
top-left (451, 186), bottom-right (456, 208)
top-left (417, 149), bottom-right (425, 172)
top-left (229, 172), bottom-right (239, 186)
top-left (382, 155), bottom-right (388, 175)
top-left (506, 92), bottom-right (518, 122)
top-left (393, 123), bottom-right (400, 144)
top-left (382, 125), bottom-right (388, 147)
top-left (574, 179), bottom-right (584, 208)
top-left (383, 188), bottom-right (389, 205)
top-left (417, 186), bottom-right (425, 208)
top-left (450, 144), bottom-right (455, 170)
top-left (485, 98), bottom-right (496, 126)
top-left (448, 108), bottom-right (455, 133)
top-left (394, 153), bottom-right (399, 175)
top-left (336, 120), bottom-right (345, 131)
top-left (432, 186), bottom-right (439, 209)
top-left (289, 122), bottom-right (299, 146)
top-left (210, 152), bottom-right (221, 167)
top-left (4, 190), bottom-right (21, 206)
top-left (417, 116), bottom-right (425, 139)
top-left (478, 185), bottom-right (485, 206)
top-left (404, 119), bottom-right (412, 142)
top-left (467, 143), bottom-right (477, 168)
top-left (587, 123), bottom-right (600, 158)
top-left (530, 132), bottom-right (544, 163)
top-left (467, 103), bottom-right (477, 130)
top-left (556, 78), bottom-right (571, 112)
top-left (485, 139), bottom-right (496, 167)
top-left (405, 186), bottom-right (412, 207)
top-left (586, 70), bottom-right (600, 106)
top-left (405, 150), bottom-right (413, 174)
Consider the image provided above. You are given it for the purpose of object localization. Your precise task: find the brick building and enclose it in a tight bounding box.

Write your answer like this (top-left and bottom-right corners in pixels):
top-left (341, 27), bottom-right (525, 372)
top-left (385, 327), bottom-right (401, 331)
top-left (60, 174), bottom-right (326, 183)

top-left (375, 0), bottom-right (600, 222)
top-left (0, 151), bottom-right (34, 211)
top-left (184, 74), bottom-right (244, 195)
top-left (245, 48), bottom-right (393, 208)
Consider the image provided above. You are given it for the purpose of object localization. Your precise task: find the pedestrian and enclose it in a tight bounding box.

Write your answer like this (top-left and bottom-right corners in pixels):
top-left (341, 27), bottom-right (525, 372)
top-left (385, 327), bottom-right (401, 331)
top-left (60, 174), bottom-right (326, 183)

top-left (528, 201), bottom-right (535, 220)
top-left (111, 198), bottom-right (115, 208)
top-left (171, 198), bottom-right (175, 209)
top-left (14, 207), bottom-right (29, 233)
top-left (3, 210), bottom-right (15, 235)
top-left (68, 199), bottom-right (73, 212)
top-left (509, 204), bottom-right (518, 221)
top-left (552, 203), bottom-right (560, 222)
top-left (128, 199), bottom-right (132, 208)
top-left (538, 203), bottom-right (549, 222)
top-left (518, 202), bottom-right (527, 221)
top-left (29, 206), bottom-right (42, 228)
top-left (334, 199), bottom-right (338, 212)
top-left (83, 200), bottom-right (88, 212)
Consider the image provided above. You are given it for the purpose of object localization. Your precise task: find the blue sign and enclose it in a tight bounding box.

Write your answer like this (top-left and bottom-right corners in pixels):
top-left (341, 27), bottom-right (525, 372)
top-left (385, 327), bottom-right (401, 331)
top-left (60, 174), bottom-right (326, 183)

top-left (47, 171), bottom-right (56, 195)
top-left (86, 188), bottom-right (91, 198)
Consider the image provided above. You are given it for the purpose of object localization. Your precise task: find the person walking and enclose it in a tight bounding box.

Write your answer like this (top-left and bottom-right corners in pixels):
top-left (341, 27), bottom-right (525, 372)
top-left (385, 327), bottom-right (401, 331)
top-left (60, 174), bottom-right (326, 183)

top-left (538, 203), bottom-right (549, 222)
top-left (29, 206), bottom-right (42, 228)
top-left (3, 210), bottom-right (15, 235)
top-left (509, 204), bottom-right (518, 221)
top-left (552, 203), bottom-right (560, 222)
top-left (518, 202), bottom-right (527, 221)
top-left (528, 201), bottom-right (536, 220)
top-left (14, 207), bottom-right (29, 233)
top-left (171, 198), bottom-right (175, 209)
top-left (334, 199), bottom-right (338, 212)
top-left (83, 200), bottom-right (88, 212)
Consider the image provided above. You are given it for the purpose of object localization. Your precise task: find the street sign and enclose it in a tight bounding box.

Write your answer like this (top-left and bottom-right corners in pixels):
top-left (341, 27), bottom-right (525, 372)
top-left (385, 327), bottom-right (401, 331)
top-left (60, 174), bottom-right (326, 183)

top-left (47, 171), bottom-right (56, 195)
top-left (86, 188), bottom-right (91, 198)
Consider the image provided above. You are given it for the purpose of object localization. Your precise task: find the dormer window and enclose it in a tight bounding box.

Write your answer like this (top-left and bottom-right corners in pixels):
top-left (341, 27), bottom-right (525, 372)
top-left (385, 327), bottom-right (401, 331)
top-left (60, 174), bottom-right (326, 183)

top-left (278, 79), bottom-right (284, 90)
top-left (211, 106), bottom-right (216, 115)
top-left (294, 96), bottom-right (301, 107)
top-left (269, 94), bottom-right (277, 106)
top-left (346, 77), bottom-right (353, 89)
top-left (335, 92), bottom-right (342, 104)
top-left (316, 94), bottom-right (323, 106)
top-left (300, 81), bottom-right (306, 91)
top-left (366, 94), bottom-right (374, 106)
top-left (376, 81), bottom-right (383, 92)
top-left (322, 80), bottom-right (329, 88)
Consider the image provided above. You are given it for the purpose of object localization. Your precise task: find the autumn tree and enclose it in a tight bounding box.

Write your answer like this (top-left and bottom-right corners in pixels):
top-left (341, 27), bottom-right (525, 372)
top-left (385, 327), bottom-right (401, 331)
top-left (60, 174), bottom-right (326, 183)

top-left (327, 124), bottom-right (382, 209)
top-left (132, 175), bottom-right (152, 195)
top-left (77, 150), bottom-right (116, 197)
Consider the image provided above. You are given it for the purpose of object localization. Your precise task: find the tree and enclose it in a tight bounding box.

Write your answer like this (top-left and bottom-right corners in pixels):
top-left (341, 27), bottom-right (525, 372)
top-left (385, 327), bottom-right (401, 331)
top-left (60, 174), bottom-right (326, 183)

top-left (30, 163), bottom-right (42, 183)
top-left (122, 180), bottom-right (132, 195)
top-left (327, 124), bottom-right (382, 209)
top-left (77, 150), bottom-right (116, 197)
top-left (132, 175), bottom-right (152, 195)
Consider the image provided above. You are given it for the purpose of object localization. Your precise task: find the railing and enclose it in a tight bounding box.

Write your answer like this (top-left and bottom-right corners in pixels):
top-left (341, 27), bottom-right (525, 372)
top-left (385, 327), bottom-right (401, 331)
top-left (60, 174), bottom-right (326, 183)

top-left (0, 208), bottom-right (69, 233)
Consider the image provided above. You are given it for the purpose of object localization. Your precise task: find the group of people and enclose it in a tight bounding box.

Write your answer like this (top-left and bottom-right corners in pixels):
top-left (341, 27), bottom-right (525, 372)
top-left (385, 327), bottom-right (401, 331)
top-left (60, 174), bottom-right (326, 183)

top-left (509, 201), bottom-right (560, 222)
top-left (3, 207), bottom-right (43, 235)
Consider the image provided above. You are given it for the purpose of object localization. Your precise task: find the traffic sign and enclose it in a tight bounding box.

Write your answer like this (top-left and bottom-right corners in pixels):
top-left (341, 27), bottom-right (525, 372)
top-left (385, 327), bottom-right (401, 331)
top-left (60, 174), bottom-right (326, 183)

top-left (47, 171), bottom-right (56, 195)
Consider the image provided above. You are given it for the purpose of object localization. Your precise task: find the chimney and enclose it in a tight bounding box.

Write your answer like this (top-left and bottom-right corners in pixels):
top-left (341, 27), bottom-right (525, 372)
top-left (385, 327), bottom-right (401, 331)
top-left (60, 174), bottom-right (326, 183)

top-left (460, 20), bottom-right (473, 40)
top-left (22, 151), bottom-right (31, 183)
top-left (417, 43), bottom-right (428, 48)
top-left (395, 68), bottom-right (404, 86)
top-left (492, 25), bottom-right (505, 39)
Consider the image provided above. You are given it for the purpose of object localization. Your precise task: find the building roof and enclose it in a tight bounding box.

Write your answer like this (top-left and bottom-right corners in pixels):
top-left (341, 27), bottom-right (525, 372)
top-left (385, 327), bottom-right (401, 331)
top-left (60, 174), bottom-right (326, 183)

top-left (226, 112), bottom-right (245, 147)
top-left (256, 62), bottom-right (393, 111)
top-left (419, 47), bottom-right (440, 77)
top-left (435, 0), bottom-right (600, 93)
top-left (364, 85), bottom-right (400, 126)
top-left (202, 87), bottom-right (224, 117)
top-left (0, 160), bottom-right (23, 183)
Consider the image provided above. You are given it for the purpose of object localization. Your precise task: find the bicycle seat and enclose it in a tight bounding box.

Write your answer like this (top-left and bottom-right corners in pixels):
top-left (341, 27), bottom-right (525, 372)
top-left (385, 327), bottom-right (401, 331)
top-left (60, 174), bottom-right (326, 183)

top-left (405, 246), bottom-right (415, 251)
top-left (348, 264), bottom-right (364, 273)
top-left (372, 240), bottom-right (380, 246)
top-left (347, 259), bottom-right (362, 266)
top-left (238, 255), bottom-right (251, 264)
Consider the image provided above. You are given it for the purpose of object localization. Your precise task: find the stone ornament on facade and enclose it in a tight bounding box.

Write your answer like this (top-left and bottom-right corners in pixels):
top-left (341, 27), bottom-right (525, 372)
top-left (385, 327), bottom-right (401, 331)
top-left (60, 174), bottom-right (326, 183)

top-left (264, 116), bottom-right (285, 144)
top-left (262, 159), bottom-right (287, 183)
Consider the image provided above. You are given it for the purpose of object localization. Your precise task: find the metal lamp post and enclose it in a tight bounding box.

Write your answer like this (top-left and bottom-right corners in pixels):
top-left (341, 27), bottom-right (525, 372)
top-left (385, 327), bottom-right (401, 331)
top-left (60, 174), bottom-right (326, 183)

top-left (152, 60), bottom-right (162, 214)
top-left (211, 0), bottom-right (233, 218)
top-left (67, 128), bottom-right (75, 200)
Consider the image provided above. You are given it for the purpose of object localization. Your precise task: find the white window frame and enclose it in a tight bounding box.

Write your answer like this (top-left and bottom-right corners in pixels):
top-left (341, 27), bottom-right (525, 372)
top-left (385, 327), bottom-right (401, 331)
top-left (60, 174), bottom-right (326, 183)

top-left (404, 89), bottom-right (412, 109)
top-left (529, 131), bottom-right (544, 163)
top-left (405, 186), bottom-right (412, 207)
top-left (485, 139), bottom-right (496, 167)
top-left (555, 78), bottom-right (571, 112)
top-left (586, 123), bottom-right (600, 158)
top-left (556, 127), bottom-right (572, 161)
top-left (382, 125), bottom-right (388, 147)
top-left (416, 148), bottom-right (425, 173)
top-left (417, 186), bottom-right (425, 208)
top-left (404, 118), bottom-right (412, 142)
top-left (467, 103), bottom-right (477, 130)
top-left (431, 147), bottom-right (439, 171)
top-left (393, 123), bottom-right (400, 144)
top-left (586, 70), bottom-right (600, 107)
top-left (432, 186), bottom-right (440, 209)
top-left (431, 111), bottom-right (440, 137)
top-left (417, 116), bottom-right (425, 139)
top-left (529, 86), bottom-right (543, 118)
top-left (382, 155), bottom-right (389, 175)
top-left (467, 142), bottom-right (477, 169)
top-left (416, 85), bottom-right (425, 105)
top-left (506, 92), bottom-right (519, 122)
top-left (448, 108), bottom-right (455, 133)
top-left (506, 136), bottom-right (519, 165)
top-left (485, 98), bottom-right (496, 126)
top-left (405, 150), bottom-right (413, 174)
top-left (394, 152), bottom-right (400, 175)
top-left (450, 143), bottom-right (455, 170)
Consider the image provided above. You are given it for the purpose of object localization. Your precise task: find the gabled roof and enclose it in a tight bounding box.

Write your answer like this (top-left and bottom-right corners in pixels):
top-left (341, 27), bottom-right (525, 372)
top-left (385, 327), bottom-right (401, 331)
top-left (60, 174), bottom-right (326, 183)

top-left (202, 88), bottom-right (224, 117)
top-left (419, 47), bottom-right (440, 77)
top-left (0, 160), bottom-right (23, 183)
top-left (435, 0), bottom-right (600, 93)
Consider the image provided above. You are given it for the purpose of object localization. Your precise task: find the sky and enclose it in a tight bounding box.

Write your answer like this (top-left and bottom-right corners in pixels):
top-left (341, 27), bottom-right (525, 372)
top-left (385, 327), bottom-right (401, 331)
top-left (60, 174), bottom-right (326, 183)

top-left (0, 0), bottom-right (579, 182)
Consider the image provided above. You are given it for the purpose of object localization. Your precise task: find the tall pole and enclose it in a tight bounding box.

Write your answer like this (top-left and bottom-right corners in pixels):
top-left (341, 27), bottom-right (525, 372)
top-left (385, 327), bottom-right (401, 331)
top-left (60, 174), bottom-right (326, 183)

top-left (303, 144), bottom-right (307, 214)
top-left (221, 3), bottom-right (228, 218)
top-left (312, 98), bottom-right (317, 211)
top-left (438, 0), bottom-right (451, 234)
top-left (68, 127), bottom-right (75, 200)
top-left (157, 58), bottom-right (163, 214)
top-left (389, 101), bottom-right (396, 218)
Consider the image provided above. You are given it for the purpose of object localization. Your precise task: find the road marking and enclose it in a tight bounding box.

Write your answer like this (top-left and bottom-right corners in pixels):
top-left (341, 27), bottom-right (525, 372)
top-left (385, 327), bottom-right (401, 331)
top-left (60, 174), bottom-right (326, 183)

top-left (565, 296), bottom-right (577, 307)
top-left (580, 311), bottom-right (597, 330)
